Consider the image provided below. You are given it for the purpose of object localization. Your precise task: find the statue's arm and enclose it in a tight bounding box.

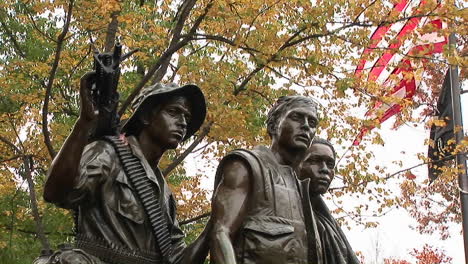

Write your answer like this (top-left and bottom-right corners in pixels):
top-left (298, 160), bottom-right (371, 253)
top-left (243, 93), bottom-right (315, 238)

top-left (43, 72), bottom-right (97, 204)
top-left (210, 158), bottom-right (251, 264)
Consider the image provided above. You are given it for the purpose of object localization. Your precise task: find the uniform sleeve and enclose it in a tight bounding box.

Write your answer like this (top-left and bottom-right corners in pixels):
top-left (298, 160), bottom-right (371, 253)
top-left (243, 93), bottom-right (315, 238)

top-left (213, 149), bottom-right (263, 196)
top-left (167, 193), bottom-right (187, 263)
top-left (59, 141), bottom-right (115, 209)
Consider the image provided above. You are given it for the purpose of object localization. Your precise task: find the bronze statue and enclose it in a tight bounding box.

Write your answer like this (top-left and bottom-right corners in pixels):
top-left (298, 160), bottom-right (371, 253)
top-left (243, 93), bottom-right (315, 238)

top-left (210, 96), bottom-right (318, 264)
top-left (42, 69), bottom-right (209, 264)
top-left (298, 138), bottom-right (360, 264)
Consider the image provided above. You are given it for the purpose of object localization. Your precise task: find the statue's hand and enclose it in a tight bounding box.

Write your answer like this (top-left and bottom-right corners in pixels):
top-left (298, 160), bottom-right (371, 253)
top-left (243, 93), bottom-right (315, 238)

top-left (79, 72), bottom-right (98, 123)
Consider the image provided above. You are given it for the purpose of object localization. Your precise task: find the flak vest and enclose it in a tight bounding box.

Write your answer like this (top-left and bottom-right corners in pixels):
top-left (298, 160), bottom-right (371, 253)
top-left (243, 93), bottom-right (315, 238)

top-left (215, 146), bottom-right (321, 264)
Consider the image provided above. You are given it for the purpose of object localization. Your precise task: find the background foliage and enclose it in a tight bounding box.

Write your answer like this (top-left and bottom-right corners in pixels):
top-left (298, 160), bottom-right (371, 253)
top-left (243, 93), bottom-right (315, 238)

top-left (0, 0), bottom-right (465, 262)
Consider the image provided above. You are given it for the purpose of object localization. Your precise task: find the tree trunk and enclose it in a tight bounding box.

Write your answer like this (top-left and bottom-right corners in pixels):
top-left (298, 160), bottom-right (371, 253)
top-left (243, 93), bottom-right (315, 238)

top-left (23, 156), bottom-right (51, 251)
top-left (104, 11), bottom-right (120, 52)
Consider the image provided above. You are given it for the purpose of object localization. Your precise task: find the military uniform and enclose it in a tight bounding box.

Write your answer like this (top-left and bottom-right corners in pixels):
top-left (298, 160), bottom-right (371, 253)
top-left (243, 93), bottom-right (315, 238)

top-left (215, 146), bottom-right (310, 264)
top-left (301, 179), bottom-right (360, 264)
top-left (54, 136), bottom-right (185, 264)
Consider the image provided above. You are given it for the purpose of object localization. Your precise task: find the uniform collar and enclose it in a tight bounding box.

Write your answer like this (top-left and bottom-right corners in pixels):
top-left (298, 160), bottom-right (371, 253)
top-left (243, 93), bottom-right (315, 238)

top-left (254, 145), bottom-right (295, 171)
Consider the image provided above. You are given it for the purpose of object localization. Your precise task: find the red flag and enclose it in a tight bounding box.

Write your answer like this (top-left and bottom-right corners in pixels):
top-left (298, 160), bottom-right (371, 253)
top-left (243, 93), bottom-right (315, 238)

top-left (353, 0), bottom-right (447, 145)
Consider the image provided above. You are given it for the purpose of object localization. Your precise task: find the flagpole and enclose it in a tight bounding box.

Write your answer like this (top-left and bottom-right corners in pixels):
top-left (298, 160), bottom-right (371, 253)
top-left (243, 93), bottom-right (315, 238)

top-left (448, 32), bottom-right (468, 264)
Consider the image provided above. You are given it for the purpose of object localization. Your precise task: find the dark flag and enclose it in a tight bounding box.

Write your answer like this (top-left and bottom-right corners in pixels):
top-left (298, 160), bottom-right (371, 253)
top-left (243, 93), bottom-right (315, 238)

top-left (428, 69), bottom-right (455, 181)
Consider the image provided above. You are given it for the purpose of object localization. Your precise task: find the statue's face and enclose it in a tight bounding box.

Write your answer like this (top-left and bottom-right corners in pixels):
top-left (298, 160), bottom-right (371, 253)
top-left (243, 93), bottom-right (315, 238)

top-left (299, 143), bottom-right (335, 195)
top-left (275, 106), bottom-right (317, 151)
top-left (144, 95), bottom-right (192, 149)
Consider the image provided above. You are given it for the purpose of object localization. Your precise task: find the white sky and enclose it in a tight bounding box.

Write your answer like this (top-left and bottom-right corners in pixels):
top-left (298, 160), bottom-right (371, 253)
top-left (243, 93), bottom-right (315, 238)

top-left (184, 78), bottom-right (467, 263)
top-left (342, 109), bottom-right (466, 263)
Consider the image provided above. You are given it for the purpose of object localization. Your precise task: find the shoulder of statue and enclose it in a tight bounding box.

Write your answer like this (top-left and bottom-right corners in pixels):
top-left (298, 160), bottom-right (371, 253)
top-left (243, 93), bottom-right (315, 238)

top-left (222, 146), bottom-right (265, 168)
top-left (214, 146), bottom-right (267, 189)
top-left (81, 139), bottom-right (119, 164)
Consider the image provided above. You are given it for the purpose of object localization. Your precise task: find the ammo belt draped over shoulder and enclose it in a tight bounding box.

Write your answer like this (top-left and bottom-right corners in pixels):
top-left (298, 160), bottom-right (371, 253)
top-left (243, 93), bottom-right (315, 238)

top-left (102, 136), bottom-right (173, 262)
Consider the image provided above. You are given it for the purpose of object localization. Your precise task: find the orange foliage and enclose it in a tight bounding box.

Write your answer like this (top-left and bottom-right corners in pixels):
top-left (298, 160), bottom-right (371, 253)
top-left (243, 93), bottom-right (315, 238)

top-left (384, 244), bottom-right (452, 264)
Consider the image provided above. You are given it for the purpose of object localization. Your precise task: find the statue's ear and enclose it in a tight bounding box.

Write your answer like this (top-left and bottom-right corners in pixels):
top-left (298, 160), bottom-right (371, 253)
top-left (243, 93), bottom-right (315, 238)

top-left (139, 104), bottom-right (163, 126)
top-left (266, 122), bottom-right (276, 138)
top-left (138, 109), bottom-right (151, 126)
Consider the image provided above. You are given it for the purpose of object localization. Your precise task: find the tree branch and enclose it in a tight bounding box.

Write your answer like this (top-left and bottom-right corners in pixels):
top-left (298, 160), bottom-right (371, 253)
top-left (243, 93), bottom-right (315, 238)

top-left (0, 134), bottom-right (51, 250)
top-left (0, 224), bottom-right (74, 237)
top-left (119, 1), bottom-right (214, 115)
top-left (104, 11), bottom-right (120, 52)
top-left (25, 11), bottom-right (55, 42)
top-left (233, 65), bottom-right (265, 95)
top-left (0, 16), bottom-right (26, 58)
top-left (0, 135), bottom-right (21, 154)
top-left (179, 212), bottom-right (210, 225)
top-left (151, 0), bottom-right (214, 85)
top-left (0, 155), bottom-right (22, 163)
top-left (22, 155), bottom-right (51, 251)
top-left (41, 0), bottom-right (74, 159)
top-left (330, 154), bottom-right (463, 191)
top-left (172, 0), bottom-right (198, 41)
top-left (190, 33), bottom-right (261, 54)
top-left (149, 0), bottom-right (198, 85)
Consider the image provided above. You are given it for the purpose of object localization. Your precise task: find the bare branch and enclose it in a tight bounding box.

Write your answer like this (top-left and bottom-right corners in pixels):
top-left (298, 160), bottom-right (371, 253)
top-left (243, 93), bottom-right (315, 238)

top-left (0, 224), bottom-right (74, 237)
top-left (190, 34), bottom-right (261, 54)
top-left (25, 13), bottom-right (55, 42)
top-left (243, 0), bottom-right (282, 41)
top-left (0, 155), bottom-right (22, 163)
top-left (278, 27), bottom-right (307, 51)
top-left (42, 0), bottom-right (75, 159)
top-left (179, 212), bottom-right (210, 225)
top-left (104, 11), bottom-right (120, 52)
top-left (0, 15), bottom-right (26, 58)
top-left (0, 135), bottom-right (21, 154)
top-left (247, 89), bottom-right (274, 105)
top-left (149, 0), bottom-right (198, 85)
top-left (233, 65), bottom-right (264, 95)
top-left (265, 66), bottom-right (309, 89)
top-left (172, 0), bottom-right (198, 40)
top-left (352, 0), bottom-right (378, 23)
top-left (120, 1), bottom-right (214, 115)
top-left (151, 0), bottom-right (215, 85)
top-left (22, 155), bottom-right (51, 251)
top-left (330, 154), bottom-right (462, 191)
top-left (0, 132), bottom-right (51, 249)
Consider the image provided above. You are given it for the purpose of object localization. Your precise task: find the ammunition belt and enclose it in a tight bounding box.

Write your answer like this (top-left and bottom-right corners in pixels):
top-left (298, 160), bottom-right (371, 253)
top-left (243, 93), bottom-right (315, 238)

top-left (76, 234), bottom-right (161, 264)
top-left (103, 136), bottom-right (173, 263)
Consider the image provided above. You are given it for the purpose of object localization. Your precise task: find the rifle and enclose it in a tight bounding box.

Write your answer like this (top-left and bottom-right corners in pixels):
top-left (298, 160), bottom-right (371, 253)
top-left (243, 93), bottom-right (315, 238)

top-left (89, 43), bottom-right (137, 140)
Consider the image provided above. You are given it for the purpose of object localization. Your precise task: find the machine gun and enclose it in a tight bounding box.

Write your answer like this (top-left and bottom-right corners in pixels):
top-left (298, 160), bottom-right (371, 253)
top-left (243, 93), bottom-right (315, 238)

top-left (89, 43), bottom-right (137, 140)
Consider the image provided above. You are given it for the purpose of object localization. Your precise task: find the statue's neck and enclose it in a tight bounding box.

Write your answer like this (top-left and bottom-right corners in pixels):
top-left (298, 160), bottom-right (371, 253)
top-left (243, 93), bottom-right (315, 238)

top-left (137, 133), bottom-right (165, 168)
top-left (270, 143), bottom-right (305, 169)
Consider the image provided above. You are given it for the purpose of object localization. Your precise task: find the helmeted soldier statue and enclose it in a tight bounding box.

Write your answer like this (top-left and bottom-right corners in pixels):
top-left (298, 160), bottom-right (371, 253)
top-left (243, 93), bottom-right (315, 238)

top-left (210, 96), bottom-right (318, 264)
top-left (39, 71), bottom-right (208, 264)
top-left (298, 138), bottom-right (360, 264)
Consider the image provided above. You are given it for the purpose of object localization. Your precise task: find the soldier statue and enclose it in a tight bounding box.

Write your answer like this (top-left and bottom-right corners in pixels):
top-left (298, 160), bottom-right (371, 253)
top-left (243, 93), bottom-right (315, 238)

top-left (210, 95), bottom-right (318, 264)
top-left (298, 138), bottom-right (360, 264)
top-left (40, 68), bottom-right (209, 264)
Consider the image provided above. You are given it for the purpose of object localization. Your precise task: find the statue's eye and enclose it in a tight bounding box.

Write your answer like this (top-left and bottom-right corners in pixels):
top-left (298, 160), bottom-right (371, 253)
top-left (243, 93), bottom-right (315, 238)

top-left (289, 113), bottom-right (300, 120)
top-left (308, 118), bottom-right (317, 127)
top-left (167, 108), bottom-right (178, 115)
